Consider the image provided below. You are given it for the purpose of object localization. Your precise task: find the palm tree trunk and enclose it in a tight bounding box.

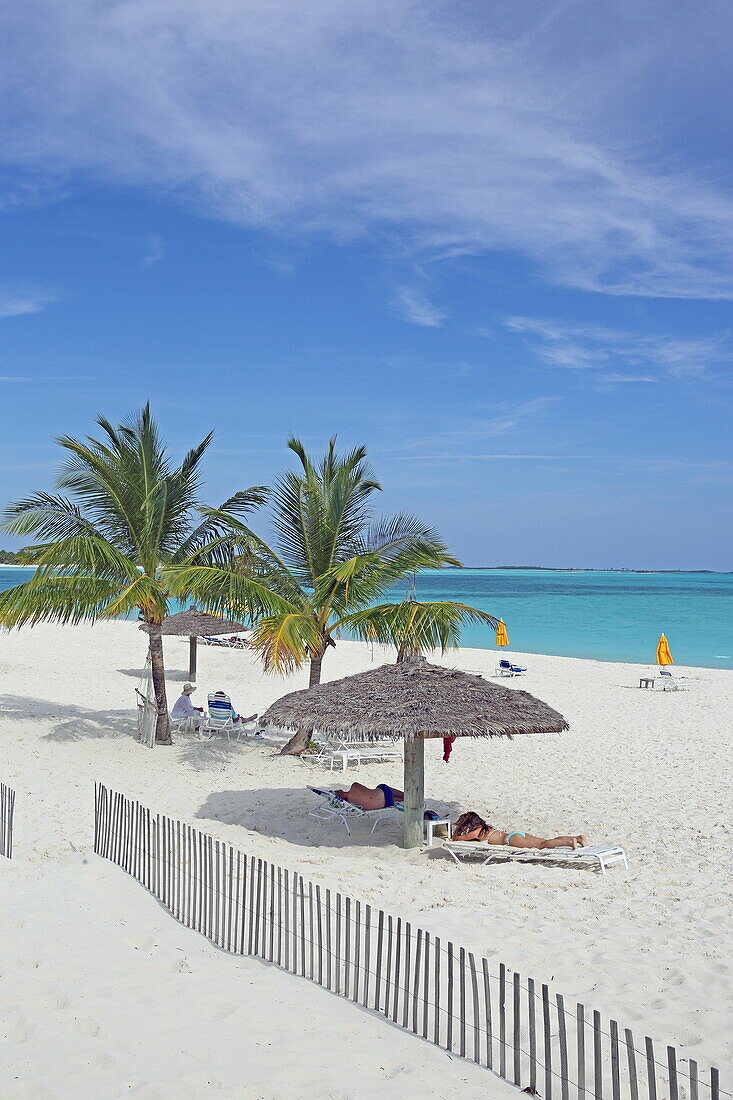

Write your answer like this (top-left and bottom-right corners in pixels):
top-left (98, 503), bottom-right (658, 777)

top-left (309, 650), bottom-right (325, 686)
top-left (279, 641), bottom-right (326, 755)
top-left (148, 624), bottom-right (172, 745)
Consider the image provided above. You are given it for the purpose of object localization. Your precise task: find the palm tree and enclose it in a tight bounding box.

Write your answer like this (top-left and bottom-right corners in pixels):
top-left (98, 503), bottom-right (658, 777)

top-left (171, 436), bottom-right (498, 753)
top-left (0, 405), bottom-right (277, 745)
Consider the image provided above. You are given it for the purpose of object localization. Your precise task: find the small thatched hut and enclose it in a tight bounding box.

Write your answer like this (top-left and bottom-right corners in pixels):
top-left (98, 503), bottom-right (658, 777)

top-left (262, 657), bottom-right (569, 848)
top-left (140, 608), bottom-right (247, 681)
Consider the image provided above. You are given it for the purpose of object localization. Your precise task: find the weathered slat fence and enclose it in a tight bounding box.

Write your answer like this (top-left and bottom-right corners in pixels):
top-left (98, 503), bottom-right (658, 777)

top-left (1, 782), bottom-right (14, 859)
top-left (94, 785), bottom-right (723, 1100)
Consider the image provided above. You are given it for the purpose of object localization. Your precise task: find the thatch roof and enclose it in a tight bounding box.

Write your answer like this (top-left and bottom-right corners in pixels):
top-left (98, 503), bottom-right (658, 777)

top-left (262, 656), bottom-right (569, 740)
top-left (139, 609), bottom-right (247, 637)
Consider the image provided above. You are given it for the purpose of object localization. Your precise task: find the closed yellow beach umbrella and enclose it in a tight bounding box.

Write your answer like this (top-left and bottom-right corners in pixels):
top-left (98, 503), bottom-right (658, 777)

top-left (496, 619), bottom-right (509, 647)
top-left (656, 633), bottom-right (674, 666)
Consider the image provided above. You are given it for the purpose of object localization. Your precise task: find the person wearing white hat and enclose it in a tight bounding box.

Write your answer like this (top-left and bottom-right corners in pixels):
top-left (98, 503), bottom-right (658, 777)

top-left (171, 682), bottom-right (204, 728)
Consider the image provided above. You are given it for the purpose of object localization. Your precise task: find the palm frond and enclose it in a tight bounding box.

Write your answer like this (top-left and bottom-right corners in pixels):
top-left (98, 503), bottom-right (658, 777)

top-left (342, 600), bottom-right (499, 658)
top-left (2, 493), bottom-right (107, 542)
top-left (314, 535), bottom-right (460, 615)
top-left (270, 468), bottom-right (320, 579)
top-left (102, 573), bottom-right (168, 621)
top-left (55, 434), bottom-right (145, 555)
top-left (272, 437), bottom-right (382, 583)
top-left (248, 611), bottom-right (323, 675)
top-left (1, 405), bottom-right (268, 634)
top-left (360, 514), bottom-right (460, 566)
top-left (22, 536), bottom-right (142, 582)
top-left (0, 573), bottom-right (136, 627)
top-left (245, 436), bottom-right (466, 682)
top-left (165, 564), bottom-right (298, 622)
top-left (51, 405), bottom-right (217, 566)
top-left (172, 488), bottom-right (268, 564)
top-left (218, 487), bottom-right (269, 515)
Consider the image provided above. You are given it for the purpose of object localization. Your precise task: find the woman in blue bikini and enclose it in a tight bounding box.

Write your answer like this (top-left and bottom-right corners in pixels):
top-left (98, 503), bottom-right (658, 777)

top-left (452, 811), bottom-right (588, 850)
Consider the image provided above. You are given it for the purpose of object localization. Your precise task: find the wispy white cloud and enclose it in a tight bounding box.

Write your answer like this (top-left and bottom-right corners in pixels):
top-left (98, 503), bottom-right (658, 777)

top-left (142, 233), bottom-right (165, 267)
top-left (392, 452), bottom-right (567, 462)
top-left (389, 396), bottom-right (562, 460)
top-left (0, 290), bottom-right (55, 318)
top-left (599, 374), bottom-right (657, 384)
top-left (506, 317), bottom-right (733, 380)
top-left (2, 3), bottom-right (733, 298)
top-left (389, 286), bottom-right (446, 327)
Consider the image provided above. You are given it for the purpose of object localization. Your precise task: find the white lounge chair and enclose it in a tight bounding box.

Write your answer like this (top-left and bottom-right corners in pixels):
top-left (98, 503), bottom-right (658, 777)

top-left (307, 787), bottom-right (450, 843)
top-left (442, 840), bottom-right (627, 874)
top-left (305, 734), bottom-right (403, 771)
top-left (657, 668), bottom-right (698, 691)
top-left (496, 659), bottom-right (527, 677)
top-left (307, 786), bottom-right (403, 834)
top-left (170, 713), bottom-right (200, 735)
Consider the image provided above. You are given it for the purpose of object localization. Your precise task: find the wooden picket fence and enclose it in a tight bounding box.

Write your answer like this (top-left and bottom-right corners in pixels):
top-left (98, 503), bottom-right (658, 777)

top-left (93, 784), bottom-right (723, 1100)
top-left (1, 782), bottom-right (14, 859)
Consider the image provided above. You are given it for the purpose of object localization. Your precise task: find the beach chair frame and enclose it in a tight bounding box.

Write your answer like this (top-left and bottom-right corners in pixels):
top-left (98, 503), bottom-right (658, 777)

top-left (657, 668), bottom-right (698, 691)
top-left (304, 734), bottom-right (403, 771)
top-left (495, 659), bottom-right (527, 677)
top-left (307, 786), bottom-right (403, 835)
top-left (202, 693), bottom-right (258, 742)
top-left (170, 713), bottom-right (200, 735)
top-left (442, 840), bottom-right (628, 874)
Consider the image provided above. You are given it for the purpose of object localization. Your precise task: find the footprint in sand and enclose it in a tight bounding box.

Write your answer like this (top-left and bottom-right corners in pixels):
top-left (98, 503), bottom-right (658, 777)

top-left (2, 1016), bottom-right (36, 1043)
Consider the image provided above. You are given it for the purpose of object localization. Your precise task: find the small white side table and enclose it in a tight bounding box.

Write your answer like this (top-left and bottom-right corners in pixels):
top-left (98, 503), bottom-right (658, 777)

top-left (424, 817), bottom-right (452, 846)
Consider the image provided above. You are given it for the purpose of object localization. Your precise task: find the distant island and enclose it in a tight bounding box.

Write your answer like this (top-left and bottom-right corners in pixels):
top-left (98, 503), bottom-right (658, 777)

top-left (463, 566), bottom-right (732, 574)
top-left (1, 551), bottom-right (730, 574)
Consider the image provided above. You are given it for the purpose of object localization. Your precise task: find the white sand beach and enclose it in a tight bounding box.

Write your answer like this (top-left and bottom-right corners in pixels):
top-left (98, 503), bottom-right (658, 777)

top-left (1, 620), bottom-right (731, 1097)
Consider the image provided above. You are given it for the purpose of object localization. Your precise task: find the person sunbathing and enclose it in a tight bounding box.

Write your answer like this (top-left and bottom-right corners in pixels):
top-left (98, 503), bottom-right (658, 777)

top-left (334, 782), bottom-right (403, 810)
top-left (452, 811), bottom-right (588, 849)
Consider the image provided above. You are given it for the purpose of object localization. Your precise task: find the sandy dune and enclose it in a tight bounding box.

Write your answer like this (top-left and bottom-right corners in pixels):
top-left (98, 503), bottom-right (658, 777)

top-left (0, 620), bottom-right (731, 1095)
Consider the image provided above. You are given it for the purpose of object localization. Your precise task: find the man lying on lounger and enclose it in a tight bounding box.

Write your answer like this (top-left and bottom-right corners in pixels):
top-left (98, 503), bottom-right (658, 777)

top-left (333, 783), bottom-right (443, 822)
top-left (452, 811), bottom-right (588, 849)
top-left (334, 782), bottom-right (403, 810)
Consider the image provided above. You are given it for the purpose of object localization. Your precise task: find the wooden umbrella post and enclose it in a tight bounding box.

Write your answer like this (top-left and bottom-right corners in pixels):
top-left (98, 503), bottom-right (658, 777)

top-left (403, 736), bottom-right (424, 849)
top-left (141, 610), bottom-right (247, 686)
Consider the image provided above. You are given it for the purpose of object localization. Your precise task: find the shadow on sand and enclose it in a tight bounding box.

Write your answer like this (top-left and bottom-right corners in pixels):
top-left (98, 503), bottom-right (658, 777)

top-left (116, 667), bottom-right (190, 682)
top-left (0, 694), bottom-right (137, 741)
top-left (195, 785), bottom-right (460, 850)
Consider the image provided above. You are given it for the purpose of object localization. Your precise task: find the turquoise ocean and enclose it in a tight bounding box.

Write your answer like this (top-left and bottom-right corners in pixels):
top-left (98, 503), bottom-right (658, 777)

top-left (1, 566), bottom-right (731, 669)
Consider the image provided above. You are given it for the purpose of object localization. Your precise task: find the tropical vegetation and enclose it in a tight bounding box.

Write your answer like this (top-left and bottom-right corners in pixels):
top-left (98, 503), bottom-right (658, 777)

top-left (0, 413), bottom-right (497, 753)
top-left (0, 405), bottom-right (275, 744)
top-left (169, 436), bottom-right (497, 753)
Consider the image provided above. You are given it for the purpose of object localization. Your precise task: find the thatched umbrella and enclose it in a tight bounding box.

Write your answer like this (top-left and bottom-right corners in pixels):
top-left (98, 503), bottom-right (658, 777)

top-left (262, 656), bottom-right (569, 848)
top-left (140, 608), bottom-right (247, 681)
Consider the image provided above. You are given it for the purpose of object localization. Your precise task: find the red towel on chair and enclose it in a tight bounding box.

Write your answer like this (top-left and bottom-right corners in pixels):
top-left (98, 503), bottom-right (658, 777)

top-left (443, 736), bottom-right (456, 762)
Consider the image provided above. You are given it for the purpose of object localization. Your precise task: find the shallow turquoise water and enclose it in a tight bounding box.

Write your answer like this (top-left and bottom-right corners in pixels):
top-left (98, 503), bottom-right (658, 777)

top-left (405, 568), bottom-right (733, 668)
top-left (1, 566), bottom-right (731, 669)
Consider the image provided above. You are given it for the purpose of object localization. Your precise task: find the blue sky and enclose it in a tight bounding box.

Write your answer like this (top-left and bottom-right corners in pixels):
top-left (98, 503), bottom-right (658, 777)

top-left (1, 0), bottom-right (732, 568)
